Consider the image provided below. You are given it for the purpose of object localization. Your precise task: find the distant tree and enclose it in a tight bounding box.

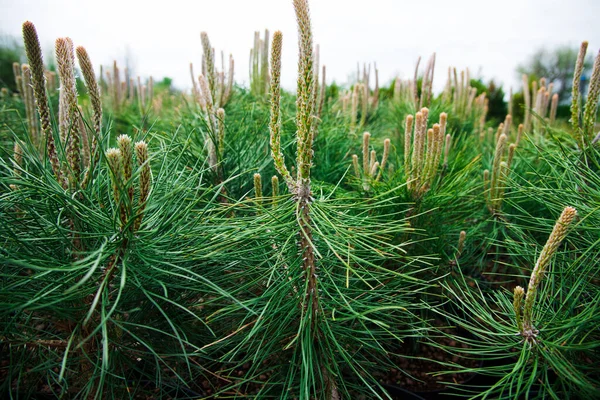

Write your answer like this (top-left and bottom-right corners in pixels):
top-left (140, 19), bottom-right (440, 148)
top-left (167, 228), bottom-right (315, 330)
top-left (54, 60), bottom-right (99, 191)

top-left (517, 45), bottom-right (594, 102)
top-left (471, 78), bottom-right (507, 124)
top-left (0, 35), bottom-right (25, 92)
top-left (159, 77), bottom-right (172, 88)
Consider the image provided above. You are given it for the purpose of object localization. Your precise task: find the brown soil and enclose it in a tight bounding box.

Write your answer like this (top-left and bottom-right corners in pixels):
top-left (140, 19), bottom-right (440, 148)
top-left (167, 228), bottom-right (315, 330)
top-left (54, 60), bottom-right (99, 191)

top-left (373, 323), bottom-right (480, 395)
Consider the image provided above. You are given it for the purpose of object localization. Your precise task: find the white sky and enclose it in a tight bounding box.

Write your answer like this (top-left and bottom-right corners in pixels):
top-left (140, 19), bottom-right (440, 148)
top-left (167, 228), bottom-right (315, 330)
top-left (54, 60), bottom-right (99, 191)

top-left (1, 0), bottom-right (599, 94)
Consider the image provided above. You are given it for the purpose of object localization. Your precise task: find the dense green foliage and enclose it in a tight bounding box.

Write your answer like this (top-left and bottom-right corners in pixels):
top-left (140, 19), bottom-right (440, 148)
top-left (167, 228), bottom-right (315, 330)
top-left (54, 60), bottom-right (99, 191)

top-left (0, 7), bottom-right (599, 400)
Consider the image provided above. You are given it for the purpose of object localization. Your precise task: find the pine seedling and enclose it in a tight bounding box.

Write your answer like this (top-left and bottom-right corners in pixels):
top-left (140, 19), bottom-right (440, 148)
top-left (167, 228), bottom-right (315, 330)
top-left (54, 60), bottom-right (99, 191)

top-left (268, 31), bottom-right (294, 192)
top-left (404, 109), bottom-right (448, 198)
top-left (195, 71), bottom-right (227, 183)
top-left (522, 74), bottom-right (532, 131)
top-left (111, 60), bottom-right (121, 110)
top-left (486, 130), bottom-right (517, 214)
top-left (445, 66), bottom-right (485, 120)
top-left (393, 77), bottom-right (401, 102)
top-left (349, 62), bottom-right (380, 129)
top-left (224, 54), bottom-right (234, 104)
top-left (13, 140), bottom-right (23, 179)
top-left (106, 148), bottom-right (126, 226)
top-left (22, 21), bottom-right (64, 187)
top-left (409, 109), bottom-right (426, 191)
top-left (76, 46), bottom-right (103, 189)
top-left (253, 173), bottom-right (262, 206)
top-left (582, 50), bottom-right (600, 143)
top-left (495, 123), bottom-right (504, 144)
top-left (134, 141), bottom-right (150, 231)
top-left (443, 133), bottom-right (452, 169)
top-left (403, 114), bottom-right (414, 178)
top-left (360, 80), bottom-right (369, 127)
top-left (457, 230), bottom-right (466, 258)
top-left (477, 95), bottom-right (489, 136)
top-left (531, 80), bottom-right (538, 113)
top-left (261, 30), bottom-right (270, 91)
top-left (351, 154), bottom-right (360, 177)
top-left (351, 133), bottom-right (390, 190)
top-left (198, 74), bottom-right (219, 170)
top-left (250, 29), bottom-right (271, 96)
top-left (217, 108), bottom-right (225, 159)
top-left (10, 141), bottom-right (23, 191)
top-left (503, 114), bottom-right (512, 136)
top-left (570, 41), bottom-right (588, 138)
top-left (21, 64), bottom-right (39, 147)
top-left (516, 123), bottom-right (524, 146)
top-left (414, 57), bottom-right (422, 106)
top-left (128, 77), bottom-right (135, 101)
top-left (317, 65), bottom-right (326, 120)
top-left (376, 138), bottom-right (390, 181)
top-left (12, 61), bottom-right (21, 90)
top-left (200, 31), bottom-right (234, 107)
top-left (268, 1), bottom-right (339, 394)
top-left (107, 139), bottom-right (152, 232)
top-left (77, 105), bottom-right (89, 167)
top-left (148, 76), bottom-right (154, 103)
top-left (362, 131), bottom-right (370, 175)
top-left (549, 93), bottom-right (558, 124)
top-left (46, 70), bottom-right (57, 92)
top-left (393, 77), bottom-right (417, 106)
top-left (488, 133), bottom-right (506, 211)
top-left (56, 37), bottom-right (82, 188)
top-left (117, 134), bottom-right (134, 204)
top-left (137, 76), bottom-right (146, 111)
top-left (532, 82), bottom-right (553, 134)
top-left (494, 144), bottom-right (517, 210)
top-left (350, 83), bottom-right (359, 132)
top-left (293, 0), bottom-right (316, 191)
top-left (517, 206), bottom-right (578, 345)
top-left (190, 62), bottom-right (202, 104)
top-left (419, 53), bottom-right (436, 108)
top-left (513, 286), bottom-right (525, 333)
top-left (483, 169), bottom-right (490, 194)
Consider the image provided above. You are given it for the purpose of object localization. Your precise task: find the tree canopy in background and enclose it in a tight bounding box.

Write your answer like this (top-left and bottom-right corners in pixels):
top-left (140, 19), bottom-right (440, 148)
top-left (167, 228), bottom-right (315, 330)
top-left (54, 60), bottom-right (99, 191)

top-left (517, 45), bottom-right (594, 102)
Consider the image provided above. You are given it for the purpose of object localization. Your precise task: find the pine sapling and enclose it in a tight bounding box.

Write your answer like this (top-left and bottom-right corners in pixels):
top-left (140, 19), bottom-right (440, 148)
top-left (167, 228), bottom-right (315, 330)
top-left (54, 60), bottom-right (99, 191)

top-left (21, 65), bottom-right (39, 147)
top-left (549, 93), bottom-right (558, 124)
top-left (217, 108), bottom-right (225, 159)
top-left (404, 110), bottom-right (448, 198)
top-left (77, 46), bottom-right (103, 188)
top-left (513, 286), bottom-right (525, 334)
top-left (582, 50), bottom-right (600, 142)
top-left (10, 141), bottom-right (23, 191)
top-left (56, 37), bottom-right (82, 189)
top-left (522, 74), bottom-right (532, 131)
top-left (457, 230), bottom-right (466, 258)
top-left (253, 173), bottom-right (263, 206)
top-left (486, 132), bottom-right (518, 214)
top-left (117, 134), bottom-right (134, 206)
top-left (22, 21), bottom-right (65, 187)
top-left (134, 141), bottom-right (150, 232)
top-left (106, 148), bottom-right (125, 226)
top-left (570, 41), bottom-right (588, 138)
top-left (268, 31), bottom-right (294, 192)
top-left (517, 207), bottom-right (578, 345)
top-left (77, 105), bottom-right (89, 167)
top-left (268, 1), bottom-right (338, 394)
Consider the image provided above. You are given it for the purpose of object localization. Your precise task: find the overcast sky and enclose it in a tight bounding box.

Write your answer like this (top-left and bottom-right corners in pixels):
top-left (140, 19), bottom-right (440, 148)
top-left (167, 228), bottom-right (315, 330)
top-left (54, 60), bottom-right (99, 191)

top-left (1, 0), bottom-right (599, 95)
